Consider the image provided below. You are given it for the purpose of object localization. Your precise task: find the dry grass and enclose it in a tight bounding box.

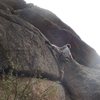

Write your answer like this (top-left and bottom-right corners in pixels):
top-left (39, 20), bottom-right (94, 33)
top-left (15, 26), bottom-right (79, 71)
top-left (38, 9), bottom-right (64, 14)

top-left (0, 75), bottom-right (65, 100)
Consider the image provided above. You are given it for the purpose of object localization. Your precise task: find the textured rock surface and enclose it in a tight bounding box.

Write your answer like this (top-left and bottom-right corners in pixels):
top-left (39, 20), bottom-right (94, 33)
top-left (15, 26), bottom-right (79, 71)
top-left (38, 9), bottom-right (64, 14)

top-left (0, 78), bottom-right (69, 100)
top-left (32, 79), bottom-right (70, 100)
top-left (0, 8), bottom-right (59, 78)
top-left (0, 0), bottom-right (100, 100)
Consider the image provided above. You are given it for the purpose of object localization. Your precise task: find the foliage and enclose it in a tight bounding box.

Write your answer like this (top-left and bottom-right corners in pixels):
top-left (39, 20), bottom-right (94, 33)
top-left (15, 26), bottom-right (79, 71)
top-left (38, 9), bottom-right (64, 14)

top-left (0, 75), bottom-right (33, 100)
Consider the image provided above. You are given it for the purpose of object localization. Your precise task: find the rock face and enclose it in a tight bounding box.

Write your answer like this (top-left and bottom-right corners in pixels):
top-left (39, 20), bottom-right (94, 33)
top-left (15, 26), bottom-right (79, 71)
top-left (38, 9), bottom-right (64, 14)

top-left (13, 4), bottom-right (100, 67)
top-left (0, 0), bottom-right (100, 100)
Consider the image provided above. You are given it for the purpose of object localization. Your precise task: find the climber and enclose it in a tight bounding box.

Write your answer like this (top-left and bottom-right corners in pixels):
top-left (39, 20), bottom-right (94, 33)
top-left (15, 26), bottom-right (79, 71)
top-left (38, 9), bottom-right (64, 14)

top-left (45, 40), bottom-right (73, 80)
top-left (45, 40), bottom-right (73, 61)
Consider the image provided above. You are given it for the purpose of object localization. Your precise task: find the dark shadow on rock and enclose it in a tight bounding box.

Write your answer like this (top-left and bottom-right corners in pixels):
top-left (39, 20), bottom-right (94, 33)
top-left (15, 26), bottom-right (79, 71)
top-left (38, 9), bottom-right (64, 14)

top-left (61, 59), bottom-right (100, 100)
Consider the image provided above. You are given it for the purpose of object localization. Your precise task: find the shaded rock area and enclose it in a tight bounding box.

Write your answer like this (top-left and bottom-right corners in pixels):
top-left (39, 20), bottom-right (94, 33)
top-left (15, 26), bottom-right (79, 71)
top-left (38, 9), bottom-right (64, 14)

top-left (0, 0), bottom-right (100, 100)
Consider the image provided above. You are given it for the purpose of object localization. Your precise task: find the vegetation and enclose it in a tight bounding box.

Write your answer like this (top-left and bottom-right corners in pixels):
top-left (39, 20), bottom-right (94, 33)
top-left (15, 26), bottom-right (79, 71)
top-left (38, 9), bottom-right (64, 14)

top-left (0, 74), bottom-right (33, 100)
top-left (0, 73), bottom-right (59, 100)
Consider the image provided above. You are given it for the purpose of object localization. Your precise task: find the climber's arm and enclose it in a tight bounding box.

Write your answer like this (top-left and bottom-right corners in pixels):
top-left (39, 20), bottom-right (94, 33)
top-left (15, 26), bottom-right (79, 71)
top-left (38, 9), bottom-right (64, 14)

top-left (45, 40), bottom-right (60, 53)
